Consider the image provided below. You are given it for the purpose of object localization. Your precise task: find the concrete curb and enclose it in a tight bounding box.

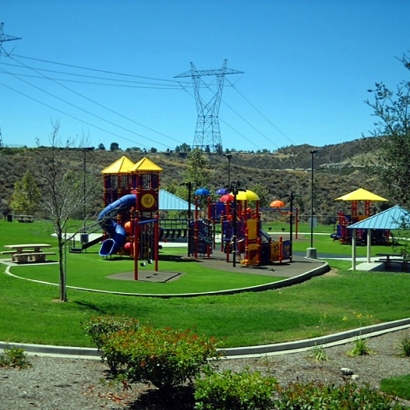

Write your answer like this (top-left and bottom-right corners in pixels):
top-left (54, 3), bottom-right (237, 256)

top-left (2, 318), bottom-right (410, 360)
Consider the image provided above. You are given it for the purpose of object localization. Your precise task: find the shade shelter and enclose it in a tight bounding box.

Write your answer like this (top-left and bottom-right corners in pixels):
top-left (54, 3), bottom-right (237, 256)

top-left (335, 188), bottom-right (388, 219)
top-left (347, 205), bottom-right (410, 269)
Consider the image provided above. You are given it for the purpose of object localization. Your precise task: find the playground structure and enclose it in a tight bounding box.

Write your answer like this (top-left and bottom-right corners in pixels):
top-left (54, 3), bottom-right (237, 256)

top-left (92, 155), bottom-right (294, 280)
top-left (98, 156), bottom-right (162, 279)
top-left (332, 188), bottom-right (391, 245)
top-left (189, 192), bottom-right (292, 267)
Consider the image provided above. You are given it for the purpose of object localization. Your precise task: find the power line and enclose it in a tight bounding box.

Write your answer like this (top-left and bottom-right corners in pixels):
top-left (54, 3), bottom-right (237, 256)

top-left (12, 53), bottom-right (190, 85)
top-left (3, 54), bottom-right (185, 147)
top-left (0, 60), bottom-right (183, 89)
top-left (226, 77), bottom-right (295, 146)
top-left (0, 81), bottom-right (168, 150)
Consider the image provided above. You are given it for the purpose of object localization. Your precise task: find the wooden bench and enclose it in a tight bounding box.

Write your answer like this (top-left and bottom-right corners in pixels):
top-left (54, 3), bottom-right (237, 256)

top-left (1, 250), bottom-right (16, 256)
top-left (15, 215), bottom-right (34, 223)
top-left (13, 252), bottom-right (56, 264)
top-left (376, 253), bottom-right (408, 270)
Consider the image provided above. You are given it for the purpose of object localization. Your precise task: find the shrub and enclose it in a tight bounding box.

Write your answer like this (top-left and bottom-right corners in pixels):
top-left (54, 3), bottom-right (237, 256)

top-left (82, 315), bottom-right (140, 374)
top-left (307, 344), bottom-right (328, 362)
top-left (346, 337), bottom-right (375, 357)
top-left (397, 332), bottom-right (410, 357)
top-left (82, 315), bottom-right (140, 350)
top-left (273, 382), bottom-right (407, 409)
top-left (101, 325), bottom-right (219, 390)
top-left (0, 347), bottom-right (31, 369)
top-left (194, 367), bottom-right (276, 410)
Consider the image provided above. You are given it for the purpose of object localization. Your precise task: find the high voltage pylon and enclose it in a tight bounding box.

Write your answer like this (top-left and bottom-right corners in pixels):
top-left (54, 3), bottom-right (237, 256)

top-left (0, 24), bottom-right (21, 149)
top-left (0, 23), bottom-right (21, 55)
top-left (175, 60), bottom-right (243, 152)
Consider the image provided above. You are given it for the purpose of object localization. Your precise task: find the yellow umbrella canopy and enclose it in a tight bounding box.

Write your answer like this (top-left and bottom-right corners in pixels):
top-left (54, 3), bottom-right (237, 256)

top-left (335, 188), bottom-right (388, 202)
top-left (236, 190), bottom-right (259, 201)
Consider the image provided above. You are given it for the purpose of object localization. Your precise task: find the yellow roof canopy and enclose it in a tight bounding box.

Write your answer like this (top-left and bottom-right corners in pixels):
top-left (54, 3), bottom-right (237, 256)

top-left (131, 157), bottom-right (163, 173)
top-left (335, 188), bottom-right (388, 202)
top-left (101, 156), bottom-right (135, 174)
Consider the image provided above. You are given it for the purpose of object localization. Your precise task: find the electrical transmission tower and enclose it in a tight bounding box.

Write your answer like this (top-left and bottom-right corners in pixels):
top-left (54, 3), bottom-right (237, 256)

top-left (0, 23), bottom-right (21, 55)
top-left (175, 60), bottom-right (243, 152)
top-left (0, 24), bottom-right (21, 149)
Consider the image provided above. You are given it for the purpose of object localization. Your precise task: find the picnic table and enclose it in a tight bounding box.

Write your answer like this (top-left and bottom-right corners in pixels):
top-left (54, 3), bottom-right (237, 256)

top-left (2, 244), bottom-right (55, 264)
top-left (376, 253), bottom-right (408, 270)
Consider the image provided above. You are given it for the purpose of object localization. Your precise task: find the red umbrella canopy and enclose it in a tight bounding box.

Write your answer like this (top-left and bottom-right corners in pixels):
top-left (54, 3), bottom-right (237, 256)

top-left (219, 193), bottom-right (235, 202)
top-left (270, 199), bottom-right (285, 208)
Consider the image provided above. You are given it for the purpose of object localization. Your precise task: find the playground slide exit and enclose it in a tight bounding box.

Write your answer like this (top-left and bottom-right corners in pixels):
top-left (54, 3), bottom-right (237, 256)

top-left (97, 194), bottom-right (136, 256)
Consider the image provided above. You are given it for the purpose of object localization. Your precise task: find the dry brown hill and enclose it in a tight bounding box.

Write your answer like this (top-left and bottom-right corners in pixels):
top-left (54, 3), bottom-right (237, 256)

top-left (0, 137), bottom-right (389, 224)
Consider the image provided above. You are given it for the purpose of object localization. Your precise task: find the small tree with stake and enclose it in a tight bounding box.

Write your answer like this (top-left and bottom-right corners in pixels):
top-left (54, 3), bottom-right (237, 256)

top-left (33, 122), bottom-right (96, 301)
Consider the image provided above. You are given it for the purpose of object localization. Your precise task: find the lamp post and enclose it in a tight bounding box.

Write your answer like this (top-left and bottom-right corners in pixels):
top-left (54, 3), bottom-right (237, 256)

top-left (230, 180), bottom-right (239, 267)
top-left (307, 150), bottom-right (318, 258)
top-left (180, 182), bottom-right (192, 257)
top-left (226, 153), bottom-right (232, 186)
top-left (282, 192), bottom-right (295, 263)
top-left (82, 147), bottom-right (93, 229)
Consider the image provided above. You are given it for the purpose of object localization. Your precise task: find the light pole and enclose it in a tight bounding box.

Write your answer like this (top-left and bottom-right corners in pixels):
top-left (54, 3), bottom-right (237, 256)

top-left (307, 150), bottom-right (318, 258)
top-left (180, 182), bottom-right (192, 257)
top-left (282, 192), bottom-right (295, 263)
top-left (230, 180), bottom-right (239, 267)
top-left (82, 147), bottom-right (93, 230)
top-left (226, 153), bottom-right (232, 186)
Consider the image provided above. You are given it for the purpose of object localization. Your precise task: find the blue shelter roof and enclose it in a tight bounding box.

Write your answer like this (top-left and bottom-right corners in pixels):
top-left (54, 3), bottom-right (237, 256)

top-left (348, 205), bottom-right (409, 230)
top-left (159, 189), bottom-right (196, 211)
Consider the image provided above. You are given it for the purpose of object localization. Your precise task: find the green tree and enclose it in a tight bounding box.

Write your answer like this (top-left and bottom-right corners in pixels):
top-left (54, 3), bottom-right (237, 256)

top-left (110, 142), bottom-right (120, 151)
top-left (183, 148), bottom-right (210, 190)
top-left (249, 183), bottom-right (270, 208)
top-left (9, 170), bottom-right (41, 215)
top-left (366, 53), bottom-right (410, 206)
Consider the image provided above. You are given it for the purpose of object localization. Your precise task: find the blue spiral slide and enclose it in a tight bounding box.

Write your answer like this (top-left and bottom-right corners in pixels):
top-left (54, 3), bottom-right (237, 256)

top-left (97, 194), bottom-right (136, 256)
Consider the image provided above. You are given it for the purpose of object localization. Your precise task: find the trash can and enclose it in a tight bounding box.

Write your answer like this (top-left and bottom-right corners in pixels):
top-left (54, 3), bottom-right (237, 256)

top-left (80, 233), bottom-right (89, 244)
top-left (7, 214), bottom-right (12, 222)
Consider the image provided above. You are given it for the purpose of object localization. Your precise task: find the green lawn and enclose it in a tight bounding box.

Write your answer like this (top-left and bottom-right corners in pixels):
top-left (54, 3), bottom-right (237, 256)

top-left (0, 219), bottom-right (409, 349)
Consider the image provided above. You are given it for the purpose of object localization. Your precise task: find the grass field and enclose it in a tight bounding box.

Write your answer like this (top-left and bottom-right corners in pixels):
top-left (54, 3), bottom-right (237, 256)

top-left (0, 218), bottom-right (409, 349)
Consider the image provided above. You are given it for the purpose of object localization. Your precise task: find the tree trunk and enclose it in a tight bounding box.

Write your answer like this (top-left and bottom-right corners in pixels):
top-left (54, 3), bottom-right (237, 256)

top-left (57, 235), bottom-right (67, 302)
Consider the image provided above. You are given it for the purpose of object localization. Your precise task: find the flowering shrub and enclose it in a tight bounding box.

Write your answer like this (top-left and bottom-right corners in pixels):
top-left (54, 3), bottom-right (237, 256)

top-left (194, 367), bottom-right (277, 410)
top-left (101, 325), bottom-right (219, 390)
top-left (81, 315), bottom-right (140, 373)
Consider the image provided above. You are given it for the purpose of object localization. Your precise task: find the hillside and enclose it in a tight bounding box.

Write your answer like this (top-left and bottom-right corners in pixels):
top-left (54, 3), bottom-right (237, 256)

top-left (0, 137), bottom-right (389, 224)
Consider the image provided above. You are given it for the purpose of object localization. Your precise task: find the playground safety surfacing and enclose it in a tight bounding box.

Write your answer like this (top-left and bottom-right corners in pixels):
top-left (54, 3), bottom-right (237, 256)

top-left (105, 251), bottom-right (326, 283)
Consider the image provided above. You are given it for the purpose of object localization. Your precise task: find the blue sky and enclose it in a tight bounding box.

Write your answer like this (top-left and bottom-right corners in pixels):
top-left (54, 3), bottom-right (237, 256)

top-left (1, 0), bottom-right (410, 152)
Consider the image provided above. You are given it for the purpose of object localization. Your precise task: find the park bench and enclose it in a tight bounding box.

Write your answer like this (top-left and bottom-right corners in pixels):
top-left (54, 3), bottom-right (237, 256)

top-left (376, 253), bottom-right (408, 270)
top-left (13, 252), bottom-right (56, 264)
top-left (15, 215), bottom-right (34, 223)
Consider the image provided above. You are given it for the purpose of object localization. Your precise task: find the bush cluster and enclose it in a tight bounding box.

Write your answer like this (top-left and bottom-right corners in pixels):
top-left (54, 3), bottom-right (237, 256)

top-left (194, 367), bottom-right (276, 410)
top-left (82, 314), bottom-right (140, 373)
top-left (0, 347), bottom-right (31, 369)
top-left (273, 382), bottom-right (406, 409)
top-left (101, 325), bottom-right (218, 390)
top-left (82, 315), bottom-right (407, 409)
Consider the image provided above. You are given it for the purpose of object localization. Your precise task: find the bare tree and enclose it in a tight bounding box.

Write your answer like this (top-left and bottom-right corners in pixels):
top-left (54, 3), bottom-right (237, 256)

top-left (34, 122), bottom-right (97, 301)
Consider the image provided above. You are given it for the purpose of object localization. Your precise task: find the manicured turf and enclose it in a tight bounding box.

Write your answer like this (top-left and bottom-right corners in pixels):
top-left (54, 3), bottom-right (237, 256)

top-left (1, 219), bottom-right (409, 349)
